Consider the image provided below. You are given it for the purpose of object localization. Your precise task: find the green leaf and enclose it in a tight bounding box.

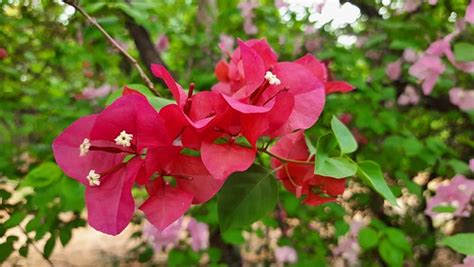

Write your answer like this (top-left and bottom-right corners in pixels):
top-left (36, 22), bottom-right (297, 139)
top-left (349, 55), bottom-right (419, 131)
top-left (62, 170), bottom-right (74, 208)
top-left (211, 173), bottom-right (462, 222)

top-left (4, 210), bottom-right (27, 229)
top-left (385, 228), bottom-right (410, 254)
top-left (379, 239), bottom-right (404, 267)
top-left (358, 227), bottom-right (378, 250)
top-left (59, 227), bottom-right (72, 247)
top-left (19, 245), bottom-right (29, 257)
top-left (442, 233), bottom-right (474, 255)
top-left (43, 234), bottom-right (56, 259)
top-left (0, 241), bottom-right (14, 262)
top-left (217, 165), bottom-right (278, 232)
top-left (138, 246), bottom-right (154, 262)
top-left (314, 133), bottom-right (355, 178)
top-left (356, 161), bottom-right (398, 206)
top-left (331, 116), bottom-right (358, 154)
top-left (304, 134), bottom-right (316, 156)
top-left (22, 162), bottom-right (62, 188)
top-left (315, 157), bottom-right (357, 178)
top-left (25, 216), bottom-right (41, 232)
top-left (221, 229), bottom-right (245, 245)
top-left (454, 42), bottom-right (474, 62)
top-left (448, 159), bottom-right (470, 175)
top-left (432, 205), bottom-right (457, 213)
top-left (106, 84), bottom-right (174, 111)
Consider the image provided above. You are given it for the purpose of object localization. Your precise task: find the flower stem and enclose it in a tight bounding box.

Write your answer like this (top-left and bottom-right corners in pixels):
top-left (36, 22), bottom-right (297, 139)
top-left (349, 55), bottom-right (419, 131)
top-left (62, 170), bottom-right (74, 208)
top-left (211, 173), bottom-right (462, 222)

top-left (258, 148), bottom-right (314, 165)
top-left (63, 0), bottom-right (160, 96)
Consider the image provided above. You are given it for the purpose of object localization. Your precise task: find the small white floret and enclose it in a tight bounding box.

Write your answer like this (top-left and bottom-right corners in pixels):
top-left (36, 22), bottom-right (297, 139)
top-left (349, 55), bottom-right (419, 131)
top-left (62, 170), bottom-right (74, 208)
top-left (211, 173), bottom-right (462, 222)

top-left (79, 138), bottom-right (91, 156)
top-left (87, 170), bottom-right (101, 187)
top-left (114, 130), bottom-right (133, 147)
top-left (264, 71), bottom-right (281, 85)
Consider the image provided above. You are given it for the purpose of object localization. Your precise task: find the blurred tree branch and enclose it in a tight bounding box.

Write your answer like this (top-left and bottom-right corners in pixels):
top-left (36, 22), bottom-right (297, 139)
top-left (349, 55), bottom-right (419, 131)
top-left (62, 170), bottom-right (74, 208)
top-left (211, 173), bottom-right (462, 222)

top-left (62, 0), bottom-right (160, 96)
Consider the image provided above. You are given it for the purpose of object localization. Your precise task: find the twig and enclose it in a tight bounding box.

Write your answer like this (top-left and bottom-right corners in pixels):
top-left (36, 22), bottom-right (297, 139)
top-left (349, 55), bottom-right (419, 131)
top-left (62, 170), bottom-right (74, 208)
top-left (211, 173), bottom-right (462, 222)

top-left (258, 148), bottom-right (314, 165)
top-left (63, 0), bottom-right (160, 96)
top-left (19, 226), bottom-right (54, 267)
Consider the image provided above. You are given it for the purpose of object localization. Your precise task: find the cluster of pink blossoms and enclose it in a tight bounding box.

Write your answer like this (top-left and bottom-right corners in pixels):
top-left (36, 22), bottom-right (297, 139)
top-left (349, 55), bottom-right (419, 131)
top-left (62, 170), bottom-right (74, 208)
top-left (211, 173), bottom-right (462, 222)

top-left (52, 39), bottom-right (354, 235)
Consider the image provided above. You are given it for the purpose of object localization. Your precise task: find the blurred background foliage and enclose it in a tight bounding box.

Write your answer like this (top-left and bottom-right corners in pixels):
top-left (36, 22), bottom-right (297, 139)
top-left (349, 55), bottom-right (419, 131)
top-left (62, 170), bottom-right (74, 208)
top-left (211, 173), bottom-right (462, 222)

top-left (0, 0), bottom-right (473, 266)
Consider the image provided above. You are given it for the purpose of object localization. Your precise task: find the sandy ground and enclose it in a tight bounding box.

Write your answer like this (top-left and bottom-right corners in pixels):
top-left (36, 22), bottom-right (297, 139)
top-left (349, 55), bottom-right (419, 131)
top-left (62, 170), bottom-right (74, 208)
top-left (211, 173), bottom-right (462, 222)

top-left (4, 224), bottom-right (148, 267)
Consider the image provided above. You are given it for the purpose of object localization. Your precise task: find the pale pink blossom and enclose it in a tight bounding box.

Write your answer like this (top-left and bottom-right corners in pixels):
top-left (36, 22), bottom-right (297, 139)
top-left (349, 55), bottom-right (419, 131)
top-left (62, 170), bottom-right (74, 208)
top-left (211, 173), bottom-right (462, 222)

top-left (466, 0), bottom-right (474, 24)
top-left (386, 60), bottom-right (402, 81)
top-left (332, 218), bottom-right (367, 265)
top-left (470, 159), bottom-right (474, 172)
top-left (155, 34), bottom-right (169, 53)
top-left (404, 0), bottom-right (422, 13)
top-left (187, 218), bottom-right (209, 251)
top-left (403, 48), bottom-right (418, 63)
top-left (219, 34), bottom-right (235, 53)
top-left (455, 256), bottom-right (474, 267)
top-left (238, 0), bottom-right (259, 34)
top-left (398, 85), bottom-right (420, 106)
top-left (449, 88), bottom-right (474, 111)
top-left (275, 246), bottom-right (298, 264)
top-left (143, 218), bottom-right (183, 251)
top-left (425, 175), bottom-right (474, 219)
top-left (409, 55), bottom-right (444, 95)
top-left (79, 84), bottom-right (114, 100)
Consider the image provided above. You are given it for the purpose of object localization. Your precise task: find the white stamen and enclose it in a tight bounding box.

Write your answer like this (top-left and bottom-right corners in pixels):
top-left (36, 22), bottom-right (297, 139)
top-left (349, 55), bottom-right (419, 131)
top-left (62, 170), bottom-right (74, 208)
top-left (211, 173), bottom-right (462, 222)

top-left (264, 71), bottom-right (281, 85)
top-left (87, 170), bottom-right (101, 187)
top-left (114, 130), bottom-right (133, 147)
top-left (451, 200), bottom-right (459, 208)
top-left (79, 138), bottom-right (91, 156)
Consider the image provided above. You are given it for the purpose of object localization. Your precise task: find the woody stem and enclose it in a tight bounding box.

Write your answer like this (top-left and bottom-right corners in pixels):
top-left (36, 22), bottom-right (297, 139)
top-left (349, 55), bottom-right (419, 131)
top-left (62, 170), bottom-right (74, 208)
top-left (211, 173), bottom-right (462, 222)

top-left (63, 0), bottom-right (160, 97)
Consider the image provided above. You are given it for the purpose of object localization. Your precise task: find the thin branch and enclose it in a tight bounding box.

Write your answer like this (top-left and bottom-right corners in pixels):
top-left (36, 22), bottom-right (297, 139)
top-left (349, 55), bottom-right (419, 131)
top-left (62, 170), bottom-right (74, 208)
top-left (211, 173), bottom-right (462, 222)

top-left (258, 148), bottom-right (314, 165)
top-left (63, 0), bottom-right (160, 96)
top-left (19, 226), bottom-right (54, 267)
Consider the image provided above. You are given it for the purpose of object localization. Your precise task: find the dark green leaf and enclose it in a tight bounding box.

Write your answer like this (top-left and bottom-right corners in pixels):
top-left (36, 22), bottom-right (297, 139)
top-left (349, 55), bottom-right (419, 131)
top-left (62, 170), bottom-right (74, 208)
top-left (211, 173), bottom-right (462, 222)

top-left (331, 116), bottom-right (358, 154)
top-left (4, 210), bottom-right (27, 229)
top-left (221, 229), bottom-right (245, 245)
top-left (22, 162), bottom-right (62, 188)
top-left (454, 42), bottom-right (474, 62)
top-left (442, 233), bottom-right (474, 255)
top-left (0, 241), bottom-right (14, 262)
top-left (19, 245), bottom-right (29, 257)
top-left (385, 228), bottom-right (410, 253)
top-left (43, 234), bottom-right (56, 259)
top-left (217, 165), bottom-right (278, 232)
top-left (138, 246), bottom-right (154, 262)
top-left (356, 161), bottom-right (397, 206)
top-left (379, 239), bottom-right (404, 267)
top-left (59, 227), bottom-right (72, 247)
top-left (358, 227), bottom-right (378, 250)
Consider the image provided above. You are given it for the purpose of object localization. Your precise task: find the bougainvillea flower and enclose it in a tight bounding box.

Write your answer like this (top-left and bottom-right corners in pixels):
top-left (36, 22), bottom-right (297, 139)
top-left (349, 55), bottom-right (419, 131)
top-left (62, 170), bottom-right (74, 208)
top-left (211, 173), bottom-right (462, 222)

top-left (152, 63), bottom-right (256, 180)
top-left (53, 91), bottom-right (171, 235)
top-left (140, 150), bottom-right (224, 230)
top-left (295, 54), bottom-right (354, 95)
top-left (386, 60), bottom-right (402, 81)
top-left (425, 175), bottom-right (474, 219)
top-left (187, 218), bottom-right (210, 251)
top-left (466, 0), bottom-right (474, 24)
top-left (398, 85), bottom-right (420, 106)
top-left (449, 87), bottom-right (474, 111)
top-left (270, 131), bottom-right (345, 205)
top-left (409, 55), bottom-right (444, 95)
top-left (213, 40), bottom-right (326, 143)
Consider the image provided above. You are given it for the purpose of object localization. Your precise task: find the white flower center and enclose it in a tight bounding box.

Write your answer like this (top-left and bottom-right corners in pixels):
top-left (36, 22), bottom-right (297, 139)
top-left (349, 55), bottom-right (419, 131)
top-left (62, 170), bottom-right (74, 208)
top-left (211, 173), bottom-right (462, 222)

top-left (264, 71), bottom-right (281, 85)
top-left (114, 130), bottom-right (133, 147)
top-left (79, 138), bottom-right (91, 157)
top-left (87, 170), bottom-right (101, 186)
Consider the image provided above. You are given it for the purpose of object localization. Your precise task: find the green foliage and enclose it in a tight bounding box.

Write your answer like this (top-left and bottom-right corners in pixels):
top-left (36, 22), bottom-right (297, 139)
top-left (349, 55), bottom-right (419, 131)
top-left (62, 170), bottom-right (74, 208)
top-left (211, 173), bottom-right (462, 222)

top-left (217, 165), bottom-right (278, 232)
top-left (442, 233), bottom-right (474, 255)
top-left (356, 161), bottom-right (398, 206)
top-left (331, 116), bottom-right (358, 154)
